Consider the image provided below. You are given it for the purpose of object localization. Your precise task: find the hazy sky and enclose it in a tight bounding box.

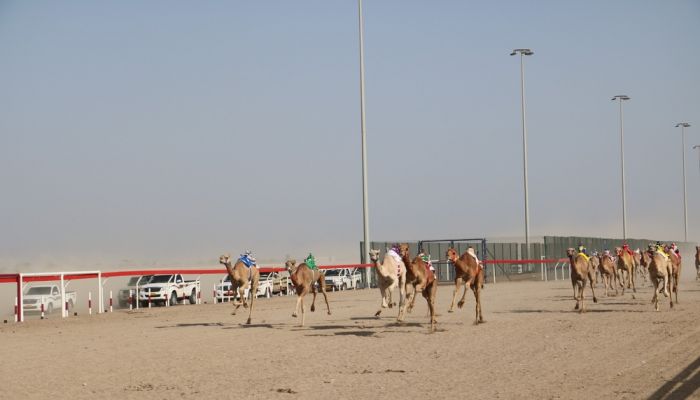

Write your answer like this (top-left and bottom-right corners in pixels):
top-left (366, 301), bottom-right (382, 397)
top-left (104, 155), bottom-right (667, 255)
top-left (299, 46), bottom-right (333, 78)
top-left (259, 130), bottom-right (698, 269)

top-left (1, 1), bottom-right (699, 270)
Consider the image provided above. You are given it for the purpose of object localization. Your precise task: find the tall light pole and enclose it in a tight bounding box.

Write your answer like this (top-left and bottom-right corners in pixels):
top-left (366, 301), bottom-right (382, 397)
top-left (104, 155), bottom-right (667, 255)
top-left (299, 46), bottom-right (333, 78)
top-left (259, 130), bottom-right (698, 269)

top-left (694, 144), bottom-right (700, 183)
top-left (611, 95), bottom-right (630, 241)
top-left (675, 122), bottom-right (691, 242)
top-left (358, 0), bottom-right (371, 287)
top-left (510, 48), bottom-right (533, 261)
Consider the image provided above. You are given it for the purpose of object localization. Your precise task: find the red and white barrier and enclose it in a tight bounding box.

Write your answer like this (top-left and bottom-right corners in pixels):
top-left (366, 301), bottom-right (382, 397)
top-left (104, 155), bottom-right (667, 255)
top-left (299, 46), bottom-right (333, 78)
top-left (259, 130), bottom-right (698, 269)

top-left (129, 290), bottom-right (133, 311)
top-left (14, 297), bottom-right (18, 323)
top-left (88, 292), bottom-right (92, 315)
top-left (109, 291), bottom-right (113, 313)
top-left (40, 297), bottom-right (45, 319)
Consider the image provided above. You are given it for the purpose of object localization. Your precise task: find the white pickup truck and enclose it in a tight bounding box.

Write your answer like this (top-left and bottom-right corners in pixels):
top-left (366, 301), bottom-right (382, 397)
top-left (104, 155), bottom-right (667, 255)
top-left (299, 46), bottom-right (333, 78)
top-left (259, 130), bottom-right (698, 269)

top-left (323, 268), bottom-right (362, 291)
top-left (22, 285), bottom-right (76, 314)
top-left (138, 274), bottom-right (199, 307)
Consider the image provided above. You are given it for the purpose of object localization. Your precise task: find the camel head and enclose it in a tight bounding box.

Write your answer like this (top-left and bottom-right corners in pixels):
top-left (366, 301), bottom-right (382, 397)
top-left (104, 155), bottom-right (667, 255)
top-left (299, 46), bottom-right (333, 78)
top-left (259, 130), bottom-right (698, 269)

top-left (446, 248), bottom-right (458, 262)
top-left (398, 243), bottom-right (410, 258)
top-left (369, 249), bottom-right (380, 262)
top-left (615, 247), bottom-right (622, 256)
top-left (285, 259), bottom-right (297, 272)
top-left (219, 254), bottom-right (232, 266)
top-left (566, 248), bottom-right (576, 258)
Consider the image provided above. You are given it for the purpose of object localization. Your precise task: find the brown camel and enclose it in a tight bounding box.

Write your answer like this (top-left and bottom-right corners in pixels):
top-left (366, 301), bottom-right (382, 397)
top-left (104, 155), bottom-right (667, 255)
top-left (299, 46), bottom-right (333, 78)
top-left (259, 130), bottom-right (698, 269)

top-left (566, 248), bottom-right (597, 313)
top-left (640, 249), bottom-right (653, 285)
top-left (219, 254), bottom-right (260, 325)
top-left (666, 247), bottom-right (681, 304)
top-left (647, 249), bottom-right (672, 311)
top-left (397, 243), bottom-right (437, 331)
top-left (445, 247), bottom-right (484, 324)
top-left (590, 254), bottom-right (601, 286)
top-left (368, 249), bottom-right (406, 317)
top-left (598, 252), bottom-right (619, 296)
top-left (615, 247), bottom-right (636, 296)
top-left (285, 260), bottom-right (331, 327)
top-left (695, 246), bottom-right (700, 281)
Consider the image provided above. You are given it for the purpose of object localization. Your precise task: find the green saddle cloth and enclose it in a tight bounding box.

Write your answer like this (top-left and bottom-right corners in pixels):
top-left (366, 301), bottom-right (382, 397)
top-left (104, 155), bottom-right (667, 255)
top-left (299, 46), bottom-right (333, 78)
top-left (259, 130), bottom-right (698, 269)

top-left (304, 255), bottom-right (317, 270)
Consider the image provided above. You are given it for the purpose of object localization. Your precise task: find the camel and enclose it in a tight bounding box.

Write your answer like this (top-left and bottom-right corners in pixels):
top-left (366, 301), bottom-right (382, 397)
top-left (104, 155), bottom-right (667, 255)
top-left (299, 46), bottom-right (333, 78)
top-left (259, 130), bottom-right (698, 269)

top-left (633, 249), bottom-right (647, 284)
top-left (285, 260), bottom-right (331, 327)
top-left (598, 252), bottom-right (619, 296)
top-left (666, 248), bottom-right (681, 304)
top-left (445, 247), bottom-right (484, 324)
top-left (695, 246), bottom-right (700, 280)
top-left (647, 249), bottom-right (672, 311)
top-left (640, 250), bottom-right (652, 285)
top-left (589, 254), bottom-right (601, 286)
top-left (397, 243), bottom-right (438, 331)
top-left (219, 254), bottom-right (260, 325)
top-left (368, 249), bottom-right (406, 317)
top-left (615, 247), bottom-right (636, 296)
top-left (566, 248), bottom-right (597, 313)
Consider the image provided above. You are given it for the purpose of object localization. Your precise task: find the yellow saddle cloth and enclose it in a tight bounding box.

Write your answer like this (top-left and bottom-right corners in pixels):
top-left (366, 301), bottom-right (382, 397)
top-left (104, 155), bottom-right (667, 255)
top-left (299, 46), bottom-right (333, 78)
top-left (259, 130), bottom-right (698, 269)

top-left (578, 253), bottom-right (590, 262)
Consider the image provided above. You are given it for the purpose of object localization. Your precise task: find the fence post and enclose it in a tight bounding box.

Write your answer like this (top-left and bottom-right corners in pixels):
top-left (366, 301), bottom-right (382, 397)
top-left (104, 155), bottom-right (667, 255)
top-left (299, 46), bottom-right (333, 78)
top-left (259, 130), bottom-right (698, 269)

top-left (109, 291), bottom-right (113, 313)
top-left (89, 292), bottom-right (92, 315)
top-left (540, 256), bottom-right (545, 281)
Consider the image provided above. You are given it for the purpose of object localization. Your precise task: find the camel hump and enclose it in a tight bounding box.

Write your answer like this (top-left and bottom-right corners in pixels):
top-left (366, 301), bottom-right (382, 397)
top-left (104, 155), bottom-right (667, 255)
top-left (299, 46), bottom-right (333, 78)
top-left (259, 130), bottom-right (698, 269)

top-left (577, 253), bottom-right (590, 262)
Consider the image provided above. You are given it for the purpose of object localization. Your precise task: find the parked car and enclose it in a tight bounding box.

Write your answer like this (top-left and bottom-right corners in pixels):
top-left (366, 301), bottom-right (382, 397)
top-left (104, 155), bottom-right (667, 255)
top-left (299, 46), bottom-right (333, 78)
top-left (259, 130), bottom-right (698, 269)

top-left (215, 272), bottom-right (276, 302)
top-left (323, 268), bottom-right (362, 291)
top-left (118, 275), bottom-right (152, 307)
top-left (138, 274), bottom-right (199, 307)
top-left (22, 285), bottom-right (76, 314)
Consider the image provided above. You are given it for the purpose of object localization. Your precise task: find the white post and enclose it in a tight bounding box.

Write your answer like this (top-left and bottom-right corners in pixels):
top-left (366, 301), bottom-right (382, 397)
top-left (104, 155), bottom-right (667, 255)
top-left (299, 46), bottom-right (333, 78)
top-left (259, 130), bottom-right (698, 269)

top-left (136, 282), bottom-right (140, 310)
top-left (89, 292), bottom-right (92, 315)
top-left (492, 263), bottom-right (496, 284)
top-left (97, 271), bottom-right (102, 314)
top-left (41, 296), bottom-right (45, 319)
top-left (60, 273), bottom-right (66, 318)
top-left (540, 256), bottom-right (545, 281)
top-left (129, 290), bottom-right (133, 311)
top-left (18, 273), bottom-right (24, 322)
top-left (109, 291), bottom-right (113, 313)
top-left (165, 291), bottom-right (169, 307)
top-left (14, 296), bottom-right (18, 323)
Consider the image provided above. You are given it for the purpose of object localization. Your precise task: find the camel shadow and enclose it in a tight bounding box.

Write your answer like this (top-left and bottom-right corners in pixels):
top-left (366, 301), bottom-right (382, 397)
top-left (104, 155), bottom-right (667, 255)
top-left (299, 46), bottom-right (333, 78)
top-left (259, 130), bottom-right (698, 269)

top-left (502, 308), bottom-right (645, 314)
top-left (155, 322), bottom-right (224, 329)
top-left (648, 355), bottom-right (700, 400)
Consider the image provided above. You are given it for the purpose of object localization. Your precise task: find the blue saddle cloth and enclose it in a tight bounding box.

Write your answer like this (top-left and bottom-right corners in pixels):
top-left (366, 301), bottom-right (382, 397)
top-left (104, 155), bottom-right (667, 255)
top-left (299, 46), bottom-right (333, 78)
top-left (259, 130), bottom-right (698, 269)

top-left (239, 255), bottom-right (256, 268)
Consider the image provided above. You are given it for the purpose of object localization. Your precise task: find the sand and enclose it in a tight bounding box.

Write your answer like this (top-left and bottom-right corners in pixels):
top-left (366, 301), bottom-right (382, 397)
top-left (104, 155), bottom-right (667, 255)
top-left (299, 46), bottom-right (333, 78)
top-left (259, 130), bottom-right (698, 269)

top-left (1, 278), bottom-right (699, 399)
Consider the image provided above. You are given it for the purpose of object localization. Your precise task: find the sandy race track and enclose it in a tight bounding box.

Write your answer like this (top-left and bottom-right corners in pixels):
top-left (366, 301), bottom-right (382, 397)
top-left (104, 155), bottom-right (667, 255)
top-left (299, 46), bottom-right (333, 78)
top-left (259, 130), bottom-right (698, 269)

top-left (2, 279), bottom-right (699, 399)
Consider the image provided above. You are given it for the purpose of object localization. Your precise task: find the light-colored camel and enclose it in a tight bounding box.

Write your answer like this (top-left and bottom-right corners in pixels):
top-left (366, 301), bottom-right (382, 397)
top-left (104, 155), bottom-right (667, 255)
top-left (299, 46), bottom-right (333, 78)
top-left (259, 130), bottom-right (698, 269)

top-left (633, 249), bottom-right (647, 284)
top-left (695, 246), bottom-right (700, 281)
top-left (219, 254), bottom-right (260, 325)
top-left (368, 249), bottom-right (406, 317)
top-left (666, 248), bottom-right (681, 304)
top-left (598, 253), bottom-right (619, 296)
top-left (445, 248), bottom-right (484, 324)
top-left (647, 249), bottom-right (672, 311)
top-left (285, 260), bottom-right (331, 327)
top-left (566, 248), bottom-right (597, 313)
top-left (615, 247), bottom-right (636, 296)
top-left (397, 243), bottom-right (437, 331)
top-left (640, 250), bottom-right (653, 285)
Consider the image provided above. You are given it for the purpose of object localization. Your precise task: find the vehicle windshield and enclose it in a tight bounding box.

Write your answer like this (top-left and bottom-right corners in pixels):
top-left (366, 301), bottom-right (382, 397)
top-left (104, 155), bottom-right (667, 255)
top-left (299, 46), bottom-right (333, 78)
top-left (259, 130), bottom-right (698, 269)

top-left (259, 273), bottom-right (273, 280)
top-left (127, 276), bottom-right (152, 286)
top-left (149, 275), bottom-right (172, 283)
top-left (25, 287), bottom-right (52, 295)
top-left (324, 269), bottom-right (342, 276)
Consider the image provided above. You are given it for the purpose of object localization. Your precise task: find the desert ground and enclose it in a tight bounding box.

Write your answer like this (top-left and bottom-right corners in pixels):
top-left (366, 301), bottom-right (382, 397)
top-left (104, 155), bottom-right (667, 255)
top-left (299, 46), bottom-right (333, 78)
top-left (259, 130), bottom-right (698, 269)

top-left (1, 277), bottom-right (699, 400)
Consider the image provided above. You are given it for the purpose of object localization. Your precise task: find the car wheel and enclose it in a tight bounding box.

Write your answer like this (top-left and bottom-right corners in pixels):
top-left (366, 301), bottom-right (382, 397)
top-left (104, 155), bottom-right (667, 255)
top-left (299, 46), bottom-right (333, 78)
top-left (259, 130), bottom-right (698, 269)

top-left (342, 283), bottom-right (348, 291)
top-left (170, 292), bottom-right (178, 306)
top-left (189, 289), bottom-right (196, 305)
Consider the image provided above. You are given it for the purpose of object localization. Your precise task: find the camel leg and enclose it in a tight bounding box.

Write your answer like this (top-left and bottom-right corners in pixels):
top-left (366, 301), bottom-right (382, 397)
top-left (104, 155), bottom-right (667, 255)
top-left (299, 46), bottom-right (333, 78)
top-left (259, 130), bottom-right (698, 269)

top-left (375, 283), bottom-right (385, 317)
top-left (457, 279), bottom-right (470, 309)
top-left (310, 286), bottom-right (317, 312)
top-left (231, 283), bottom-right (242, 315)
top-left (300, 293), bottom-right (306, 327)
top-left (318, 279), bottom-right (331, 315)
top-left (448, 277), bottom-right (461, 312)
top-left (672, 272), bottom-right (679, 305)
top-left (400, 284), bottom-right (415, 320)
top-left (246, 282), bottom-right (256, 325)
top-left (588, 271), bottom-right (598, 304)
top-left (573, 282), bottom-right (580, 310)
top-left (652, 280), bottom-right (659, 311)
top-left (292, 289), bottom-right (304, 318)
top-left (398, 273), bottom-right (406, 315)
top-left (579, 281), bottom-right (586, 313)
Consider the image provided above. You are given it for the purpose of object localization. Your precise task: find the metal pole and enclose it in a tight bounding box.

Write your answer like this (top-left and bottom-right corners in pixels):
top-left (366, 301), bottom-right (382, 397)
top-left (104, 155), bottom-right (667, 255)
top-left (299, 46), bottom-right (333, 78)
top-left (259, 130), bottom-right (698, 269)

top-left (612, 95), bottom-right (630, 241)
top-left (682, 126), bottom-right (688, 242)
top-left (519, 53), bottom-right (530, 262)
top-left (619, 99), bottom-right (627, 241)
top-left (359, 0), bottom-right (371, 288)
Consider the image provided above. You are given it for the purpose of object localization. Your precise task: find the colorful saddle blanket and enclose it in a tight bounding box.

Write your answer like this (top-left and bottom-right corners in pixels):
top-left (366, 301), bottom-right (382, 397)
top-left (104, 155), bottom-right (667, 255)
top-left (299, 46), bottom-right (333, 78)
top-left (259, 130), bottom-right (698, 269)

top-left (577, 253), bottom-right (590, 262)
top-left (238, 255), bottom-right (256, 268)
